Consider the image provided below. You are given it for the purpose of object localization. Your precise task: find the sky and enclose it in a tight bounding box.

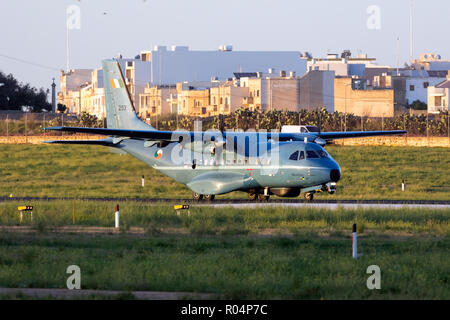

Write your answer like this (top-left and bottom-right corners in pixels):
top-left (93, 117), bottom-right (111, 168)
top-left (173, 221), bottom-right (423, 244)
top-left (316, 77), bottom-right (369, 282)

top-left (0, 0), bottom-right (449, 93)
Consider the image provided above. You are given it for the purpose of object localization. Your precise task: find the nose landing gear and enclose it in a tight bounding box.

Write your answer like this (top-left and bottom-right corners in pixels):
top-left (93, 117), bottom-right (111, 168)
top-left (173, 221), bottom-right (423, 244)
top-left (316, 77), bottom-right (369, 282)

top-left (192, 192), bottom-right (215, 201)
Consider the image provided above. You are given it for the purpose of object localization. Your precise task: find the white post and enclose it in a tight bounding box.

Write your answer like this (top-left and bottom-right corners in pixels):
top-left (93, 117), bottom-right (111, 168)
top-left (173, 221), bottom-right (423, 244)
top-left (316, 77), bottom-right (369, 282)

top-left (402, 179), bottom-right (405, 192)
top-left (352, 224), bottom-right (357, 259)
top-left (141, 175), bottom-right (145, 187)
top-left (115, 204), bottom-right (120, 228)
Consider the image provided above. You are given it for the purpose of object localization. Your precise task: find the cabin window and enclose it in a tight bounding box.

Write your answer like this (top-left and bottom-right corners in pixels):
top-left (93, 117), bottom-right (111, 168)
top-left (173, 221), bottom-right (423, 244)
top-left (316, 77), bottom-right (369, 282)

top-left (299, 151), bottom-right (305, 160)
top-left (289, 151), bottom-right (299, 161)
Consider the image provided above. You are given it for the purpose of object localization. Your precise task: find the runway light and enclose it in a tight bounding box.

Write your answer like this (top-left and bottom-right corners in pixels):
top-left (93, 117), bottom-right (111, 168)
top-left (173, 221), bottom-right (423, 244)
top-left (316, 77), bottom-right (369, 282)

top-left (174, 204), bottom-right (190, 216)
top-left (18, 206), bottom-right (33, 211)
top-left (174, 205), bottom-right (189, 210)
top-left (18, 206), bottom-right (33, 223)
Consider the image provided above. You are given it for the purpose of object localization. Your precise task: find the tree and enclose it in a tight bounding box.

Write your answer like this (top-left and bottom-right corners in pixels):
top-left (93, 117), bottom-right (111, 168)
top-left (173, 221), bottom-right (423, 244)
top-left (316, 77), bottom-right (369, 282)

top-left (77, 112), bottom-right (102, 128)
top-left (0, 70), bottom-right (51, 112)
top-left (409, 100), bottom-right (427, 110)
top-left (57, 103), bottom-right (67, 113)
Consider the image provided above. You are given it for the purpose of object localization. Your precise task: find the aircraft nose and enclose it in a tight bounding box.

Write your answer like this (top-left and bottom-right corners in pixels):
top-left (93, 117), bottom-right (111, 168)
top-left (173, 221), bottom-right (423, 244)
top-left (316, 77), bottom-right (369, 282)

top-left (330, 169), bottom-right (341, 182)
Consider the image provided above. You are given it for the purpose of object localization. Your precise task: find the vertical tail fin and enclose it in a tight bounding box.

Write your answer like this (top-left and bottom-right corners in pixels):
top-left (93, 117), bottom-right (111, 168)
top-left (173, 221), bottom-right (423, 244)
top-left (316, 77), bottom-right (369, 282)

top-left (102, 59), bottom-right (155, 130)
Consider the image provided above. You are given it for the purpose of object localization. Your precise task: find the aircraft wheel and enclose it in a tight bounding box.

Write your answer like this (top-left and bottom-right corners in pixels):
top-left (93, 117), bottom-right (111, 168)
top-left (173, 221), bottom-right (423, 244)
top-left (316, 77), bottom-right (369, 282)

top-left (258, 194), bottom-right (270, 202)
top-left (304, 192), bottom-right (314, 201)
top-left (248, 193), bottom-right (257, 201)
top-left (193, 192), bottom-right (203, 201)
top-left (203, 194), bottom-right (215, 201)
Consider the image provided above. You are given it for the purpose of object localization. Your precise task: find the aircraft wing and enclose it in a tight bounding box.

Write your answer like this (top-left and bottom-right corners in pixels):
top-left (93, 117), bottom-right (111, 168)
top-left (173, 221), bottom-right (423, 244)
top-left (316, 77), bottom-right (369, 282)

top-left (45, 127), bottom-right (406, 144)
top-left (317, 130), bottom-right (406, 140)
top-left (44, 126), bottom-right (296, 142)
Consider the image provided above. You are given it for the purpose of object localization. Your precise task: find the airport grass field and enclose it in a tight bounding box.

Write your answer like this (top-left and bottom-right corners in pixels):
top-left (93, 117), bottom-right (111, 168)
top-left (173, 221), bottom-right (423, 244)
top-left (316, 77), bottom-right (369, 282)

top-left (0, 202), bottom-right (449, 299)
top-left (0, 144), bottom-right (449, 299)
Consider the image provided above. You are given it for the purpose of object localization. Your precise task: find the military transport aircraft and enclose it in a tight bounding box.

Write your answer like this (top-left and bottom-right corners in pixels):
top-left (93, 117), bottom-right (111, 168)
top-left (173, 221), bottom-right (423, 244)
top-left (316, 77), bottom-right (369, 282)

top-left (45, 60), bottom-right (406, 201)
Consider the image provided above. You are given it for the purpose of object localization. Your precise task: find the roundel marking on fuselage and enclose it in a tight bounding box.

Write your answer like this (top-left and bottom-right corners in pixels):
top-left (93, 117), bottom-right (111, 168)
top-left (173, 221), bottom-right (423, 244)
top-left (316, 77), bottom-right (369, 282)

top-left (154, 149), bottom-right (163, 160)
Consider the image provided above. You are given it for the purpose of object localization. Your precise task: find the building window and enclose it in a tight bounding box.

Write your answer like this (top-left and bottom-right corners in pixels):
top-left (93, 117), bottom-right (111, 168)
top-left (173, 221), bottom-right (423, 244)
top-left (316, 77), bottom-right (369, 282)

top-left (423, 82), bottom-right (429, 89)
top-left (257, 90), bottom-right (260, 97)
top-left (410, 85), bottom-right (415, 91)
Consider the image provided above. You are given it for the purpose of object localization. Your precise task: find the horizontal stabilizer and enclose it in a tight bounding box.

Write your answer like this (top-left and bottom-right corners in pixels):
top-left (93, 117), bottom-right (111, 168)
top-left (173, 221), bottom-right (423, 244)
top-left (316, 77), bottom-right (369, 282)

top-left (45, 127), bottom-right (176, 141)
top-left (44, 139), bottom-right (115, 146)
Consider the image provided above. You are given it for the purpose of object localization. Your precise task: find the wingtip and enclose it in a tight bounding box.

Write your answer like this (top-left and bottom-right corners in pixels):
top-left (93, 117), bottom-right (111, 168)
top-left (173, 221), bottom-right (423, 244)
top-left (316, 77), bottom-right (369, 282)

top-left (44, 126), bottom-right (63, 131)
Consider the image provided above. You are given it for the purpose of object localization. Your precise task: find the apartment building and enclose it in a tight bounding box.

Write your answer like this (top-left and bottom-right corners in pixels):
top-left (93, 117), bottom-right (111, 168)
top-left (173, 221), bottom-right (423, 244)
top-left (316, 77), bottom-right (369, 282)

top-left (334, 77), bottom-right (395, 117)
top-left (428, 71), bottom-right (450, 114)
top-left (139, 84), bottom-right (177, 118)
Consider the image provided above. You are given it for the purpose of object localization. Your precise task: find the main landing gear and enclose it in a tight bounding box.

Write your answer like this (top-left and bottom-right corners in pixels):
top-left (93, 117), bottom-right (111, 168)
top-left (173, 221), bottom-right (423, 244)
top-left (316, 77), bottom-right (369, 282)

top-left (303, 192), bottom-right (314, 201)
top-left (192, 192), bottom-right (215, 201)
top-left (248, 192), bottom-right (270, 202)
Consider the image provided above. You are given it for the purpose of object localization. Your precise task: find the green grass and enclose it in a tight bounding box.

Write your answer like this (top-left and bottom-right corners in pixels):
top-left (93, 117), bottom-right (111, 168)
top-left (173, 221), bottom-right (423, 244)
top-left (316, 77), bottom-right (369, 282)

top-left (0, 201), bottom-right (448, 236)
top-left (0, 144), bottom-right (449, 200)
top-left (0, 232), bottom-right (448, 299)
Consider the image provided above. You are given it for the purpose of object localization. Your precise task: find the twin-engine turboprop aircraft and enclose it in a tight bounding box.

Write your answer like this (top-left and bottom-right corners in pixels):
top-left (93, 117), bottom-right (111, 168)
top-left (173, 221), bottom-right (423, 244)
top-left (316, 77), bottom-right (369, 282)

top-left (45, 60), bottom-right (406, 201)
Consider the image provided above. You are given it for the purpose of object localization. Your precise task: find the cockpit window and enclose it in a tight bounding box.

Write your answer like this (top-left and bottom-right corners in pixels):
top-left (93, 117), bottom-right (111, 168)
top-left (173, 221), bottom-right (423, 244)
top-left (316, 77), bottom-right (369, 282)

top-left (306, 150), bottom-right (320, 159)
top-left (318, 150), bottom-right (329, 158)
top-left (306, 143), bottom-right (328, 159)
top-left (289, 151), bottom-right (299, 161)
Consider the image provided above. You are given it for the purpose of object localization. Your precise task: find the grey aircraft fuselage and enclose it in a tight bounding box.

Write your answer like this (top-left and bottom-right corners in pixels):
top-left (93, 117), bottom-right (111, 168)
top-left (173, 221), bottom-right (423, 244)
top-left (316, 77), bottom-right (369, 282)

top-left (118, 138), bottom-right (341, 196)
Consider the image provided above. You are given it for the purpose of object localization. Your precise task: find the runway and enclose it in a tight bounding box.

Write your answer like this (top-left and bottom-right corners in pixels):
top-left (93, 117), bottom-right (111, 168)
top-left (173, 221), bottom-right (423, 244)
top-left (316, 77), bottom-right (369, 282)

top-left (1, 197), bottom-right (449, 209)
top-left (207, 202), bottom-right (450, 210)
